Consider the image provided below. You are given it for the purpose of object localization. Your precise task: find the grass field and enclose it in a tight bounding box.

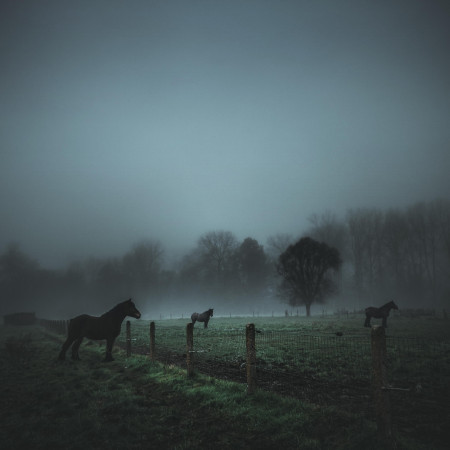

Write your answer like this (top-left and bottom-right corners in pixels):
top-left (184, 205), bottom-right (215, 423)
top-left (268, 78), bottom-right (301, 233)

top-left (1, 314), bottom-right (449, 449)
top-left (116, 313), bottom-right (450, 448)
top-left (117, 314), bottom-right (450, 399)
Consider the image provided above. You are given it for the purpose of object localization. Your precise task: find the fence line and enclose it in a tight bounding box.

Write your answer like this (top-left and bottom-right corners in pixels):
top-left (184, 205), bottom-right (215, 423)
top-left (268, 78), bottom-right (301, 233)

top-left (38, 317), bottom-right (449, 445)
top-left (119, 320), bottom-right (449, 446)
top-left (38, 318), bottom-right (69, 335)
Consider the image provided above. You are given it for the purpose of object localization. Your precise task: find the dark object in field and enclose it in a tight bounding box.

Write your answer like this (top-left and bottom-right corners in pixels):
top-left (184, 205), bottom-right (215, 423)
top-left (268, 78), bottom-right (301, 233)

top-left (364, 300), bottom-right (398, 328)
top-left (3, 312), bottom-right (36, 326)
top-left (58, 298), bottom-right (141, 362)
top-left (191, 308), bottom-right (213, 328)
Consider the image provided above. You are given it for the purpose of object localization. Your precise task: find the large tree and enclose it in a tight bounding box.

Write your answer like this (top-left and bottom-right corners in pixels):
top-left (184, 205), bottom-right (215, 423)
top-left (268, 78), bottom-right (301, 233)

top-left (346, 208), bottom-right (384, 299)
top-left (237, 237), bottom-right (269, 294)
top-left (197, 231), bottom-right (238, 282)
top-left (122, 240), bottom-right (164, 295)
top-left (277, 237), bottom-right (341, 316)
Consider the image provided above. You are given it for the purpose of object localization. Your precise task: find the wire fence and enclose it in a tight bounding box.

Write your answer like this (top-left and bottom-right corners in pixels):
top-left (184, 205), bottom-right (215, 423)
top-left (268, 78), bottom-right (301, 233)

top-left (253, 331), bottom-right (373, 410)
top-left (114, 322), bottom-right (449, 408)
top-left (118, 320), bottom-right (450, 446)
top-left (38, 317), bottom-right (450, 447)
top-left (384, 336), bottom-right (450, 441)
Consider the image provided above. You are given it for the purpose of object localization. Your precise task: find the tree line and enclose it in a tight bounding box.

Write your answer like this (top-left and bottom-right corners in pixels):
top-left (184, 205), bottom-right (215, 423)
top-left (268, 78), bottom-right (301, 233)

top-left (1, 198), bottom-right (449, 317)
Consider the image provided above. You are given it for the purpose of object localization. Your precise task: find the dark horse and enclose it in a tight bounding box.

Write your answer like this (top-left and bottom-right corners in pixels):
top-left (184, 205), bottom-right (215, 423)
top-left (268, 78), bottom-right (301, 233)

top-left (191, 308), bottom-right (213, 328)
top-left (58, 298), bottom-right (141, 362)
top-left (364, 300), bottom-right (398, 328)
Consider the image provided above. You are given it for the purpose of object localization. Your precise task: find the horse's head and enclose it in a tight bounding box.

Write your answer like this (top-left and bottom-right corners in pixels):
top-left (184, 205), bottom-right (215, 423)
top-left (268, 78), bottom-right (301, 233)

top-left (125, 298), bottom-right (141, 319)
top-left (390, 300), bottom-right (399, 310)
top-left (209, 308), bottom-right (214, 317)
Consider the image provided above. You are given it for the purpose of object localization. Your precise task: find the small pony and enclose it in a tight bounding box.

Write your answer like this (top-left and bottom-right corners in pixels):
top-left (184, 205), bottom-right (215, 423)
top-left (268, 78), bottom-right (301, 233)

top-left (364, 300), bottom-right (398, 328)
top-left (58, 298), bottom-right (141, 362)
top-left (191, 308), bottom-right (214, 328)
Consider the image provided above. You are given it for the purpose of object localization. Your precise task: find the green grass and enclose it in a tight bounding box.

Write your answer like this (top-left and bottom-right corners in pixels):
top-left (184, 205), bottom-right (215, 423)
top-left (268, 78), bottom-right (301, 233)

top-left (2, 315), bottom-right (449, 449)
top-left (119, 314), bottom-right (450, 395)
top-left (0, 324), bottom-right (395, 450)
top-left (115, 314), bottom-right (450, 449)
top-left (140, 312), bottom-right (450, 336)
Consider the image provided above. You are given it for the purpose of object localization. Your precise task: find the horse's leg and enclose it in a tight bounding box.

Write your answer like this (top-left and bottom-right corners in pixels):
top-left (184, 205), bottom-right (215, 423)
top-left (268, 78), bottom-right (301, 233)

top-left (204, 319), bottom-right (208, 329)
top-left (104, 338), bottom-right (115, 362)
top-left (71, 337), bottom-right (83, 360)
top-left (58, 337), bottom-right (75, 360)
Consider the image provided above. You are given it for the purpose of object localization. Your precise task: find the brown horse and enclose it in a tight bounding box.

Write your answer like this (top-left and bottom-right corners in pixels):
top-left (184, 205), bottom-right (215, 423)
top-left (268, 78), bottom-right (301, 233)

top-left (364, 300), bottom-right (398, 328)
top-left (58, 298), bottom-right (141, 362)
top-left (191, 308), bottom-right (213, 328)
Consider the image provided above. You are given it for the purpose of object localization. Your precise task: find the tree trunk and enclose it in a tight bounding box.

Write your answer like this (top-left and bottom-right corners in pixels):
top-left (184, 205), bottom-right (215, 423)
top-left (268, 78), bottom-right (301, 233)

top-left (305, 303), bottom-right (311, 317)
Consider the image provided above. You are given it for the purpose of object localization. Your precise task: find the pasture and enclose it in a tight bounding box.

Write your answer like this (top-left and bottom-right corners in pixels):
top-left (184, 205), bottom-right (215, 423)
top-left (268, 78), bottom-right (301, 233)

top-left (1, 313), bottom-right (449, 449)
top-left (115, 313), bottom-right (450, 448)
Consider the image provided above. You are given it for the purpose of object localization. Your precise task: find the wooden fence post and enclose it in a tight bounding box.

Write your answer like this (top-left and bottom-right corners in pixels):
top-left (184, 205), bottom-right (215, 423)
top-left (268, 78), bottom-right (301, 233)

top-left (246, 323), bottom-right (256, 394)
top-left (186, 322), bottom-right (194, 377)
top-left (149, 321), bottom-right (155, 361)
top-left (126, 320), bottom-right (131, 357)
top-left (371, 325), bottom-right (394, 447)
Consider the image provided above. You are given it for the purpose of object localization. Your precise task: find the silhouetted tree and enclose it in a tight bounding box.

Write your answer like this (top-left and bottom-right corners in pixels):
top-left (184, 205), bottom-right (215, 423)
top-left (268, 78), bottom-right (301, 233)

top-left (0, 243), bottom-right (40, 310)
top-left (382, 209), bottom-right (410, 294)
top-left (266, 233), bottom-right (294, 263)
top-left (176, 249), bottom-right (205, 297)
top-left (237, 237), bottom-right (269, 294)
top-left (95, 257), bottom-right (124, 303)
top-left (122, 240), bottom-right (164, 292)
top-left (346, 208), bottom-right (384, 300)
top-left (405, 201), bottom-right (447, 303)
top-left (277, 237), bottom-right (341, 316)
top-left (197, 231), bottom-right (238, 284)
top-left (307, 211), bottom-right (348, 259)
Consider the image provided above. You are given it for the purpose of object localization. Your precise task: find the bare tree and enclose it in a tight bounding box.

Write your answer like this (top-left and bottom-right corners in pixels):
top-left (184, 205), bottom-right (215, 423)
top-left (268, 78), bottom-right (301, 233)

top-left (307, 211), bottom-right (348, 259)
top-left (266, 233), bottom-right (294, 262)
top-left (197, 231), bottom-right (238, 282)
top-left (122, 239), bottom-right (164, 291)
top-left (237, 237), bottom-right (269, 294)
top-left (346, 208), bottom-right (384, 300)
top-left (405, 201), bottom-right (450, 303)
top-left (383, 208), bottom-right (409, 293)
top-left (0, 242), bottom-right (40, 308)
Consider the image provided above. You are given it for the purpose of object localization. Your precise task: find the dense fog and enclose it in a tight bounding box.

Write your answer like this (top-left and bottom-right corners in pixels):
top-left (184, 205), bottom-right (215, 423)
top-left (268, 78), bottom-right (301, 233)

top-left (1, 199), bottom-right (449, 319)
top-left (1, 2), bottom-right (449, 320)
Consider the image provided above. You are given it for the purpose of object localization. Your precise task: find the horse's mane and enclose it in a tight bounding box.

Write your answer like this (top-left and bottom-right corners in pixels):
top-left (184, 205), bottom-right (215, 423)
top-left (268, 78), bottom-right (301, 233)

top-left (101, 300), bottom-right (128, 317)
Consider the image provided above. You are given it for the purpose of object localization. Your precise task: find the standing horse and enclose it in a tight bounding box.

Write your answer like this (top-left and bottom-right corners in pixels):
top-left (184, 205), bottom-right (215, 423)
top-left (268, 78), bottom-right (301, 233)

top-left (191, 308), bottom-right (214, 328)
top-left (364, 300), bottom-right (398, 328)
top-left (58, 298), bottom-right (141, 362)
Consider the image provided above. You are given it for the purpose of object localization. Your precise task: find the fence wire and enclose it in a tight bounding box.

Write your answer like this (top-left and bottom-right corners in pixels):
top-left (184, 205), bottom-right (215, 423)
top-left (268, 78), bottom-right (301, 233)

top-left (254, 331), bottom-right (372, 413)
top-left (40, 318), bottom-right (450, 446)
top-left (385, 336), bottom-right (450, 442)
top-left (117, 322), bottom-right (450, 433)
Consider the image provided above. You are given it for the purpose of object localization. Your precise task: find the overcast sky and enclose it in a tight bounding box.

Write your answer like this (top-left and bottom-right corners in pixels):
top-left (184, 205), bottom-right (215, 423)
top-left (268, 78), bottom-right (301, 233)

top-left (1, 0), bottom-right (449, 268)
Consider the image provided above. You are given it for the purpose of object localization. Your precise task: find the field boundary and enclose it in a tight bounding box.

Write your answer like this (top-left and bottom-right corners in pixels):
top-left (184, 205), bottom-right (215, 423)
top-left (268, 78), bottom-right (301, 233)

top-left (37, 316), bottom-right (450, 447)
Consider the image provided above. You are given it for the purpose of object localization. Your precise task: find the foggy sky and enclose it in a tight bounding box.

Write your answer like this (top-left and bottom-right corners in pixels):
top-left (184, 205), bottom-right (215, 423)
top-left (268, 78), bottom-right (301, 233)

top-left (1, 0), bottom-right (449, 268)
